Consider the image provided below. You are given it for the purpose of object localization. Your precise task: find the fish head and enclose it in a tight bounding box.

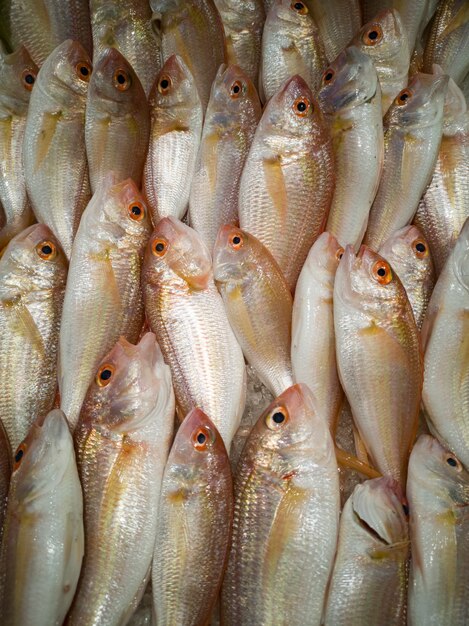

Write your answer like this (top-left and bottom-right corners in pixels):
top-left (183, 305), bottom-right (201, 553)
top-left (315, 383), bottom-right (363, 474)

top-left (452, 217), bottom-right (469, 293)
top-left (150, 54), bottom-right (201, 111)
top-left (433, 64), bottom-right (467, 126)
top-left (268, 0), bottom-right (316, 29)
top-left (302, 231), bottom-right (343, 284)
top-left (351, 9), bottom-right (409, 69)
top-left (207, 64), bottom-right (260, 129)
top-left (40, 40), bottom-right (92, 102)
top-left (379, 225), bottom-right (433, 280)
top-left (212, 225), bottom-right (260, 285)
top-left (0, 46), bottom-right (38, 114)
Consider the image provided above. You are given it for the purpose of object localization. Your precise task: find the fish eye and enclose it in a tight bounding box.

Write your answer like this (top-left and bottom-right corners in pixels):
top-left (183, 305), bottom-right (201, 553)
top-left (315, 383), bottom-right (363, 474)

top-left (266, 406), bottom-right (289, 430)
top-left (96, 363), bottom-right (115, 387)
top-left (395, 88), bottom-right (412, 106)
top-left (192, 426), bottom-right (212, 451)
top-left (230, 80), bottom-right (243, 98)
top-left (128, 201), bottom-right (145, 221)
top-left (152, 237), bottom-right (168, 257)
top-left (336, 247), bottom-right (344, 261)
top-left (293, 96), bottom-right (311, 116)
top-left (446, 456), bottom-right (462, 471)
top-left (413, 238), bottom-right (428, 259)
top-left (22, 68), bottom-right (36, 91)
top-left (158, 74), bottom-right (172, 94)
top-left (113, 68), bottom-right (131, 91)
top-left (290, 1), bottom-right (308, 14)
top-left (322, 69), bottom-right (335, 85)
top-left (13, 442), bottom-right (27, 470)
top-left (76, 61), bottom-right (92, 81)
top-left (402, 503), bottom-right (409, 516)
top-left (372, 260), bottom-right (393, 285)
top-left (362, 25), bottom-right (383, 46)
top-left (229, 233), bottom-right (243, 250)
top-left (35, 240), bottom-right (57, 261)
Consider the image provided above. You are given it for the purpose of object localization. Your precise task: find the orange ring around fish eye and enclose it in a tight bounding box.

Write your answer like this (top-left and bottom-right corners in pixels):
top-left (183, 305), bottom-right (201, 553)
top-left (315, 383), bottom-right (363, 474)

top-left (35, 240), bottom-right (57, 261)
top-left (290, 1), bottom-right (308, 14)
top-left (113, 68), bottom-right (131, 91)
top-left (158, 74), bottom-right (172, 94)
top-left (265, 406), bottom-right (289, 431)
top-left (362, 24), bottom-right (383, 46)
top-left (229, 233), bottom-right (243, 250)
top-left (13, 442), bottom-right (27, 471)
top-left (413, 238), bottom-right (428, 259)
top-left (372, 260), bottom-right (393, 285)
top-left (293, 96), bottom-right (311, 116)
top-left (96, 363), bottom-right (115, 387)
top-left (395, 88), bottom-right (412, 105)
top-left (76, 61), bottom-right (92, 81)
top-left (128, 201), bottom-right (145, 221)
top-left (336, 247), bottom-right (344, 261)
top-left (192, 426), bottom-right (212, 451)
top-left (322, 68), bottom-right (335, 85)
top-left (152, 237), bottom-right (168, 257)
top-left (230, 80), bottom-right (243, 98)
top-left (21, 68), bottom-right (36, 91)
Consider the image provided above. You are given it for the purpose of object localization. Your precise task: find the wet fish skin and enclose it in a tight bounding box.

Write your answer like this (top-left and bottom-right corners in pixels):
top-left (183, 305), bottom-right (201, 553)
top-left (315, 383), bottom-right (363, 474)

top-left (407, 434), bottom-right (469, 626)
top-left (222, 383), bottom-right (340, 626)
top-left (318, 46), bottom-right (383, 251)
top-left (85, 47), bottom-right (150, 193)
top-left (291, 232), bottom-right (343, 433)
top-left (0, 224), bottom-right (67, 452)
top-left (143, 54), bottom-right (203, 223)
top-left (68, 333), bottom-right (174, 626)
top-left (305, 0), bottom-right (362, 63)
top-left (142, 217), bottom-right (246, 450)
top-left (239, 74), bottom-right (335, 289)
top-left (325, 477), bottom-right (409, 626)
top-left (23, 39), bottom-right (91, 259)
top-left (364, 72), bottom-right (449, 251)
top-left (334, 245), bottom-right (422, 486)
top-left (59, 174), bottom-right (152, 430)
top-left (0, 421), bottom-right (11, 544)
top-left (0, 409), bottom-right (84, 626)
top-left (189, 64), bottom-right (261, 251)
top-left (153, 408), bottom-right (232, 625)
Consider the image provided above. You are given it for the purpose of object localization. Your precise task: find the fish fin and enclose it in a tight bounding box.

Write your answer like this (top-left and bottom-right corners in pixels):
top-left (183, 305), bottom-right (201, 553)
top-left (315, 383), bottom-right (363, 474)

top-left (7, 300), bottom-right (45, 358)
top-left (442, 4), bottom-right (469, 38)
top-left (263, 155), bottom-right (288, 223)
top-left (33, 110), bottom-right (62, 173)
top-left (352, 422), bottom-right (370, 465)
top-left (335, 446), bottom-right (381, 479)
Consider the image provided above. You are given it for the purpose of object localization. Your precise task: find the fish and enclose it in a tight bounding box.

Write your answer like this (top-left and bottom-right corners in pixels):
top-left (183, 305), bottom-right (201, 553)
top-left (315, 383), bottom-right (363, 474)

top-left (0, 421), bottom-right (11, 544)
top-left (260, 0), bottom-right (328, 101)
top-left (305, 0), bottom-right (362, 63)
top-left (0, 224), bottom-right (68, 452)
top-left (213, 0), bottom-right (265, 85)
top-left (291, 232), bottom-right (343, 433)
top-left (0, 46), bottom-right (37, 251)
top-left (318, 46), bottom-right (383, 251)
top-left (364, 72), bottom-right (448, 251)
top-left (143, 55), bottom-right (203, 223)
top-left (421, 218), bottom-right (469, 471)
top-left (0, 409), bottom-right (84, 625)
top-left (350, 9), bottom-right (411, 114)
top-left (152, 408), bottom-right (232, 625)
top-left (221, 383), bottom-right (340, 626)
top-left (334, 245), bottom-right (423, 486)
top-left (324, 477), bottom-right (409, 626)
top-left (59, 174), bottom-right (151, 430)
top-left (379, 225), bottom-right (435, 330)
top-left (142, 217), bottom-right (246, 450)
top-left (393, 0), bottom-right (440, 53)
top-left (85, 47), bottom-right (150, 193)
top-left (407, 434), bottom-right (469, 626)
top-left (238, 74), bottom-right (335, 289)
top-left (23, 39), bottom-right (92, 259)
top-left (414, 69), bottom-right (469, 275)
top-left (189, 64), bottom-right (261, 251)
top-left (90, 0), bottom-right (161, 96)
top-left (68, 333), bottom-right (175, 625)
top-left (150, 0), bottom-right (226, 111)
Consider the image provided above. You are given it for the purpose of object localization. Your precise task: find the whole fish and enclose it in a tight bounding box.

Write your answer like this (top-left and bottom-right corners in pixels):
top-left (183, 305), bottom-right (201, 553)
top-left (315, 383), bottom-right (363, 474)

top-left (213, 225), bottom-right (293, 397)
top-left (407, 435), bottom-right (469, 626)
top-left (143, 55), bottom-right (203, 223)
top-left (0, 224), bottom-right (67, 452)
top-left (239, 74), bottom-right (335, 289)
top-left (23, 40), bottom-right (92, 259)
top-left (0, 47), bottom-right (37, 251)
top-left (260, 0), bottom-right (328, 101)
top-left (364, 72), bottom-right (448, 251)
top-left (291, 232), bottom-right (343, 433)
top-left (0, 409), bottom-right (84, 625)
top-left (350, 9), bottom-right (411, 114)
top-left (150, 0), bottom-right (226, 110)
top-left (90, 0), bottom-right (161, 96)
top-left (379, 225), bottom-right (435, 329)
top-left (221, 383), bottom-right (340, 626)
top-left (318, 46), bottom-right (383, 250)
top-left (324, 477), bottom-right (409, 626)
top-left (0, 421), bottom-right (11, 543)
top-left (153, 408), bottom-right (232, 625)
top-left (59, 174), bottom-right (151, 430)
top-left (68, 333), bottom-right (175, 626)
top-left (142, 217), bottom-right (246, 449)
top-left (305, 0), bottom-right (362, 63)
top-left (85, 47), bottom-right (150, 193)
top-left (414, 70), bottom-right (469, 275)
top-left (189, 64), bottom-right (261, 251)
top-left (421, 218), bottom-right (469, 470)
top-left (334, 245), bottom-right (422, 486)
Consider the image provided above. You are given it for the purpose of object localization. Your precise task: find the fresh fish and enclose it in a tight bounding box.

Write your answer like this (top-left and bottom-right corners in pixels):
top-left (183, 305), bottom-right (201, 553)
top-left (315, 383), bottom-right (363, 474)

top-left (85, 47), bottom-right (150, 193)
top-left (334, 245), bottom-right (422, 486)
top-left (350, 9), bottom-right (411, 114)
top-left (364, 72), bottom-right (448, 251)
top-left (23, 39), bottom-right (91, 259)
top-left (213, 225), bottom-right (293, 397)
top-left (260, 0), bottom-right (328, 101)
top-left (305, 0), bottom-right (362, 63)
top-left (221, 383), bottom-right (340, 626)
top-left (59, 174), bottom-right (151, 429)
top-left (150, 0), bottom-right (226, 110)
top-left (142, 217), bottom-right (246, 449)
top-left (407, 435), bottom-right (469, 626)
top-left (143, 55), bottom-right (203, 223)
top-left (0, 46), bottom-right (37, 251)
top-left (291, 232), bottom-right (343, 433)
top-left (0, 409), bottom-right (84, 625)
top-left (90, 0), bottom-right (161, 96)
top-left (189, 64), bottom-right (261, 251)
top-left (324, 477), bottom-right (409, 626)
top-left (318, 46), bottom-right (383, 250)
top-left (379, 225), bottom-right (435, 329)
top-left (239, 74), bottom-right (335, 289)
top-left (68, 333), bottom-right (174, 626)
top-left (0, 421), bottom-right (11, 543)
top-left (414, 70), bottom-right (469, 275)
top-left (0, 224), bottom-right (67, 452)
top-left (153, 408), bottom-right (232, 625)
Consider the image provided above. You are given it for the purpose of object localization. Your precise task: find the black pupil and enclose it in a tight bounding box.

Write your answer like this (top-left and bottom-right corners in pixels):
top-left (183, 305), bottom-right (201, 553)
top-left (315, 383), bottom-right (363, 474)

top-left (377, 267), bottom-right (386, 277)
top-left (294, 2), bottom-right (304, 9)
top-left (160, 79), bottom-right (169, 89)
top-left (15, 448), bottom-right (24, 463)
top-left (325, 72), bottom-right (333, 81)
top-left (197, 432), bottom-right (206, 444)
top-left (100, 369), bottom-right (112, 381)
top-left (402, 504), bottom-right (409, 515)
top-left (232, 84), bottom-right (240, 94)
top-left (272, 412), bottom-right (285, 424)
top-left (131, 205), bottom-right (141, 216)
top-left (25, 73), bottom-right (34, 84)
top-left (80, 66), bottom-right (89, 76)
top-left (368, 30), bottom-right (378, 40)
top-left (400, 93), bottom-right (409, 101)
top-left (155, 242), bottom-right (165, 252)
top-left (416, 242), bottom-right (425, 253)
top-left (117, 73), bottom-right (126, 84)
top-left (297, 101), bottom-right (307, 112)
top-left (447, 457), bottom-right (457, 467)
top-left (41, 245), bottom-right (52, 255)
top-left (233, 236), bottom-right (241, 245)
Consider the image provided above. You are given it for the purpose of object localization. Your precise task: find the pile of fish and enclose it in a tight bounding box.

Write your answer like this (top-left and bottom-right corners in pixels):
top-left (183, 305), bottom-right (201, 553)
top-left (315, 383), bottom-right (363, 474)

top-left (0, 0), bottom-right (468, 624)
